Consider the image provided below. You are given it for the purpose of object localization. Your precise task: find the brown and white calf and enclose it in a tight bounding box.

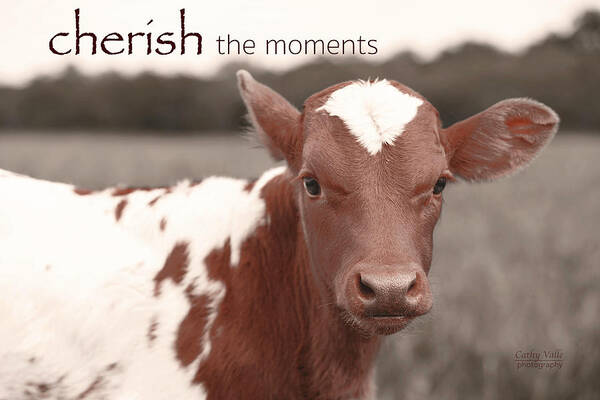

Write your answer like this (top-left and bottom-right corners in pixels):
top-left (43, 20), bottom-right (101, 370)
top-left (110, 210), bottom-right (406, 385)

top-left (0, 71), bottom-right (558, 399)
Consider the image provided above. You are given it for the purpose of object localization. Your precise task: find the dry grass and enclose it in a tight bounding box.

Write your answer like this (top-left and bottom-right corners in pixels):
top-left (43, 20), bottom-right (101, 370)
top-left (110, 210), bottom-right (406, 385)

top-left (0, 132), bottom-right (277, 188)
top-left (1, 131), bottom-right (598, 399)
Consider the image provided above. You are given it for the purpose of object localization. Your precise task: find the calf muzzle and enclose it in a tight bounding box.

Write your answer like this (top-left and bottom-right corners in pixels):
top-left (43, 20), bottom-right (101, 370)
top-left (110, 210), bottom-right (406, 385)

top-left (347, 263), bottom-right (433, 320)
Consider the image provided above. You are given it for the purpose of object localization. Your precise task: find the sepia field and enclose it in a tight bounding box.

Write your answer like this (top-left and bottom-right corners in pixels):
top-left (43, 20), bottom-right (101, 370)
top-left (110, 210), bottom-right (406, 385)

top-left (1, 132), bottom-right (598, 399)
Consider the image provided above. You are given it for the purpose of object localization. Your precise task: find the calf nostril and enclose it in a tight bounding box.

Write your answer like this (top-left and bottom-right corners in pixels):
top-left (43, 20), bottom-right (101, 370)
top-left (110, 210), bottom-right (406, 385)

top-left (406, 278), bottom-right (417, 296)
top-left (357, 274), bottom-right (376, 299)
top-left (406, 273), bottom-right (424, 298)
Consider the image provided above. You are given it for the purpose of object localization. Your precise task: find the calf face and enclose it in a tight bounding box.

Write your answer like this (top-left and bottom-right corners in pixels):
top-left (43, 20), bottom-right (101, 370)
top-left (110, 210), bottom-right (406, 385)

top-left (237, 71), bottom-right (558, 335)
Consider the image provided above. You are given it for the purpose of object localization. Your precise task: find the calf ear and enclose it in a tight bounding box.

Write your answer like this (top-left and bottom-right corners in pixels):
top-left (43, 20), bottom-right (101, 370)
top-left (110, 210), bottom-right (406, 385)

top-left (237, 70), bottom-right (302, 168)
top-left (441, 98), bottom-right (559, 181)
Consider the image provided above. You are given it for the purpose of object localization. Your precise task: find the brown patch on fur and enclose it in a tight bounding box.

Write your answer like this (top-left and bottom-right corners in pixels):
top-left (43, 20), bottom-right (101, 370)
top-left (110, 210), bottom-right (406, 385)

top-left (153, 242), bottom-right (190, 296)
top-left (190, 179), bottom-right (203, 187)
top-left (76, 376), bottom-right (103, 400)
top-left (243, 179), bottom-right (257, 192)
top-left (24, 375), bottom-right (67, 399)
top-left (112, 186), bottom-right (156, 196)
top-left (147, 318), bottom-right (158, 343)
top-left (106, 362), bottom-right (118, 371)
top-left (176, 286), bottom-right (211, 366)
top-left (36, 383), bottom-right (49, 393)
top-left (148, 195), bottom-right (162, 206)
top-left (73, 188), bottom-right (94, 195)
top-left (114, 199), bottom-right (127, 221)
top-left (159, 218), bottom-right (167, 231)
top-left (148, 188), bottom-right (172, 207)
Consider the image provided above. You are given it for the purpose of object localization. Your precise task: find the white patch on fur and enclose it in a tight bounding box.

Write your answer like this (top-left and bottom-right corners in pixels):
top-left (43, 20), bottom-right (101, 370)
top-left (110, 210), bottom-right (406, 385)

top-left (317, 80), bottom-right (423, 155)
top-left (229, 165), bottom-right (286, 266)
top-left (0, 166), bottom-right (286, 399)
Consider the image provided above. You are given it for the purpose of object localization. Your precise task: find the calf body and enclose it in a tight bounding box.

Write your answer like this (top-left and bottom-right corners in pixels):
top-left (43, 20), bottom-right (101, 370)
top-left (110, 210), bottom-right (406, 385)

top-left (0, 167), bottom-right (376, 399)
top-left (0, 72), bottom-right (558, 399)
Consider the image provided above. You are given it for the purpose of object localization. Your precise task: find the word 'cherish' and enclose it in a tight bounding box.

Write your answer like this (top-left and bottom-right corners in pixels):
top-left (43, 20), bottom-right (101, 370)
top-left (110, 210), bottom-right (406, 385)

top-left (49, 9), bottom-right (201, 56)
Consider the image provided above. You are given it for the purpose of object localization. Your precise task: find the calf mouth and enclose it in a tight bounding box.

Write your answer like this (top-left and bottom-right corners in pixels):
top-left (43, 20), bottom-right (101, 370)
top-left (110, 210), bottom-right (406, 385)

top-left (341, 308), bottom-right (417, 336)
top-left (362, 314), bottom-right (416, 335)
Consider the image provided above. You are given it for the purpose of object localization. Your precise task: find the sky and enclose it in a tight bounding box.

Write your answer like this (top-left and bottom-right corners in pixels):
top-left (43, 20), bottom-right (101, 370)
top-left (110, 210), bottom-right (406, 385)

top-left (1, 0), bottom-right (599, 86)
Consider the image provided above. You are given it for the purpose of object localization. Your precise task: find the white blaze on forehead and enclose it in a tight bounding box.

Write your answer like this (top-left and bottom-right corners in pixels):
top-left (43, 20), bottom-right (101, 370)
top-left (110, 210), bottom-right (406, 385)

top-left (317, 80), bottom-right (423, 155)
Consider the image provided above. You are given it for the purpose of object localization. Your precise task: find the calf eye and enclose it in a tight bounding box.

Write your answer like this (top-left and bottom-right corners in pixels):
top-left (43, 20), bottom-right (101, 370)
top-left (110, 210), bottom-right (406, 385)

top-left (303, 177), bottom-right (321, 197)
top-left (433, 177), bottom-right (447, 195)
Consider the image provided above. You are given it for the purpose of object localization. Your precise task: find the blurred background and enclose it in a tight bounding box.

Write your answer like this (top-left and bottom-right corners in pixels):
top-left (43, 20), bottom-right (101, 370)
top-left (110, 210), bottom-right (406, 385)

top-left (1, 0), bottom-right (599, 399)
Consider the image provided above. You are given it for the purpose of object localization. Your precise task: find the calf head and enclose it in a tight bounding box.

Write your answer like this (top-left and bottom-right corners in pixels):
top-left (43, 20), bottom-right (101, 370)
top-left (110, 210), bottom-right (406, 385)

top-left (237, 71), bottom-right (558, 335)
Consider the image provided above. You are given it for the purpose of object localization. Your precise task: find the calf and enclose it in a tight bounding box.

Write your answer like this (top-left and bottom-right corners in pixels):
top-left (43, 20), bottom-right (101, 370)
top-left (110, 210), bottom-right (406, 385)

top-left (0, 71), bottom-right (558, 399)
